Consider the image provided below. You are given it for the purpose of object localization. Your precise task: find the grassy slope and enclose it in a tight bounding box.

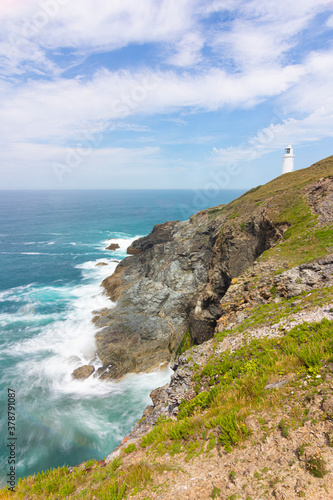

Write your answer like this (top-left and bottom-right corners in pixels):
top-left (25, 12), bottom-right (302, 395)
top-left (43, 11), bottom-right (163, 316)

top-left (202, 155), bottom-right (333, 267)
top-left (2, 156), bottom-right (333, 499)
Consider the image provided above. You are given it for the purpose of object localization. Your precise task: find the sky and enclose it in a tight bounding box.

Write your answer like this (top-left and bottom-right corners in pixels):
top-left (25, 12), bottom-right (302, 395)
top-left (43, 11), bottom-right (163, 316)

top-left (0, 0), bottom-right (333, 190)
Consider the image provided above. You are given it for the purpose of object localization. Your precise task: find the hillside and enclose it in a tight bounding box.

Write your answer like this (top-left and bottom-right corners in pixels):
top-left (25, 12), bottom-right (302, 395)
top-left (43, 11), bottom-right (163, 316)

top-left (2, 155), bottom-right (333, 500)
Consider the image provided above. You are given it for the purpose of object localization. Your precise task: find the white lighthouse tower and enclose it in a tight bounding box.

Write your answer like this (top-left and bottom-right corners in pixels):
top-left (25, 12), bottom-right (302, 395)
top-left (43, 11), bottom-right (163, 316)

top-left (282, 145), bottom-right (294, 174)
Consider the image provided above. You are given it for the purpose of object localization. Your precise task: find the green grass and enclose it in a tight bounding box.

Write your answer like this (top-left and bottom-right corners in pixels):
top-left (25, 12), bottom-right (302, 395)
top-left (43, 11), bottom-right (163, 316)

top-left (1, 458), bottom-right (175, 500)
top-left (296, 442), bottom-right (309, 459)
top-left (229, 212), bottom-right (240, 219)
top-left (175, 330), bottom-right (193, 358)
top-left (123, 443), bottom-right (137, 454)
top-left (306, 452), bottom-right (328, 478)
top-left (137, 318), bottom-right (333, 458)
top-left (223, 156), bottom-right (333, 226)
top-left (278, 419), bottom-right (289, 438)
top-left (195, 155), bottom-right (333, 268)
top-left (212, 486), bottom-right (222, 498)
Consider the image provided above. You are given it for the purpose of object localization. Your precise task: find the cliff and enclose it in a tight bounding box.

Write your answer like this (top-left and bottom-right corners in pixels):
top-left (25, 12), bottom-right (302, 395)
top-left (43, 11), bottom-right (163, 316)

top-left (94, 156), bottom-right (333, 380)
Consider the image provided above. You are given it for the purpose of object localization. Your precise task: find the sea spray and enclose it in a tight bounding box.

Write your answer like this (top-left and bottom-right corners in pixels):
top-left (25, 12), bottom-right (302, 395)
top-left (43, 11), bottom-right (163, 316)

top-left (0, 247), bottom-right (171, 484)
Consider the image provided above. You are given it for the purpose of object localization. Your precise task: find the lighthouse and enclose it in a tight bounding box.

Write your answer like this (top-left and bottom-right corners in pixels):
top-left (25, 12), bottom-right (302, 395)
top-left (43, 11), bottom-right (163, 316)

top-left (282, 145), bottom-right (294, 174)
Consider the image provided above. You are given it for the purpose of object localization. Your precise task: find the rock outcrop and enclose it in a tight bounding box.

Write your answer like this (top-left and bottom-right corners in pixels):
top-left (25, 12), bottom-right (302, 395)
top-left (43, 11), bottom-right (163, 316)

top-left (95, 209), bottom-right (282, 379)
top-left (215, 254), bottom-right (333, 331)
top-left (106, 243), bottom-right (120, 251)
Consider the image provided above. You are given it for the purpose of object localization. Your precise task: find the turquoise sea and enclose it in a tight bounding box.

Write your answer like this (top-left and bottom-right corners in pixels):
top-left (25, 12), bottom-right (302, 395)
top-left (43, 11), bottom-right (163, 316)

top-left (0, 189), bottom-right (243, 485)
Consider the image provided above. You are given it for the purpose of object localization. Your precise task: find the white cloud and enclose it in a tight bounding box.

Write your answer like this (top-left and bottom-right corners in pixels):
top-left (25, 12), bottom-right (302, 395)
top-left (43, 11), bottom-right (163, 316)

top-left (210, 0), bottom-right (333, 70)
top-left (0, 62), bottom-right (307, 150)
top-left (0, 141), bottom-right (159, 165)
top-left (1, 0), bottom-right (197, 52)
top-left (1, 0), bottom-right (332, 80)
top-left (211, 38), bottom-right (333, 165)
top-left (0, 141), bottom-right (198, 189)
top-left (2, 0), bottom-right (329, 76)
top-left (281, 48), bottom-right (333, 114)
top-left (0, 35), bottom-right (59, 76)
top-left (167, 32), bottom-right (204, 67)
top-left (0, 0), bottom-right (193, 75)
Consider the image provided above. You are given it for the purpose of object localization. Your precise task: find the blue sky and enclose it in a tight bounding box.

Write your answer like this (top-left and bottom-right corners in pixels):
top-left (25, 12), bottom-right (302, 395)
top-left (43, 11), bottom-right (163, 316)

top-left (1, 0), bottom-right (333, 190)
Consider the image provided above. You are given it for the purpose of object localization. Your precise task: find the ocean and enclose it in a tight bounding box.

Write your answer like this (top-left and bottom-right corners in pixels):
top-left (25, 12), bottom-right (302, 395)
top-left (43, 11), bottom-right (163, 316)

top-left (0, 189), bottom-right (243, 485)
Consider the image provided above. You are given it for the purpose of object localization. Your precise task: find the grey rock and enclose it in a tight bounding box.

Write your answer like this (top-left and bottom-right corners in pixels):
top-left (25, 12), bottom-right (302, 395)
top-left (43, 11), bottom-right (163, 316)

top-left (274, 255), bottom-right (333, 299)
top-left (265, 375), bottom-right (295, 390)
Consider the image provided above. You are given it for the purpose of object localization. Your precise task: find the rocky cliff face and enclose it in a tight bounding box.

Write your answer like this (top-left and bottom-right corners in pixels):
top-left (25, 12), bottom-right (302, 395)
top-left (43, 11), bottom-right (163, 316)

top-left (93, 157), bottom-right (333, 380)
top-left (94, 217), bottom-right (218, 379)
top-left (94, 209), bottom-right (284, 379)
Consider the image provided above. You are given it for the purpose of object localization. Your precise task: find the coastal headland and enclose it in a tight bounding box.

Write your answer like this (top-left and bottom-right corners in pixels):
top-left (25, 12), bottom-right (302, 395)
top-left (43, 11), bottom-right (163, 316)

top-left (4, 155), bottom-right (333, 499)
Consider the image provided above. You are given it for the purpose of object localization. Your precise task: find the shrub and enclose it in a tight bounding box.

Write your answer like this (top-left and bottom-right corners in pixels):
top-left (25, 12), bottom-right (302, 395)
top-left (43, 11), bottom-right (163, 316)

top-left (229, 469), bottom-right (236, 481)
top-left (212, 486), bottom-right (221, 498)
top-left (176, 331), bottom-right (192, 358)
top-left (278, 420), bottom-right (289, 438)
top-left (217, 413), bottom-right (250, 452)
top-left (123, 443), bottom-right (137, 454)
top-left (109, 457), bottom-right (122, 471)
top-left (59, 482), bottom-right (75, 496)
top-left (306, 452), bottom-right (327, 478)
top-left (99, 481), bottom-right (126, 500)
top-left (296, 442), bottom-right (309, 459)
top-left (326, 431), bottom-right (333, 447)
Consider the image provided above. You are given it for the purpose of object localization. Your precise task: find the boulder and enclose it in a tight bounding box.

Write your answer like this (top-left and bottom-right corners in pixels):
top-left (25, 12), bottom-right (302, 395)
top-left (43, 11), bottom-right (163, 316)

top-left (72, 365), bottom-right (95, 379)
top-left (106, 243), bottom-right (120, 251)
